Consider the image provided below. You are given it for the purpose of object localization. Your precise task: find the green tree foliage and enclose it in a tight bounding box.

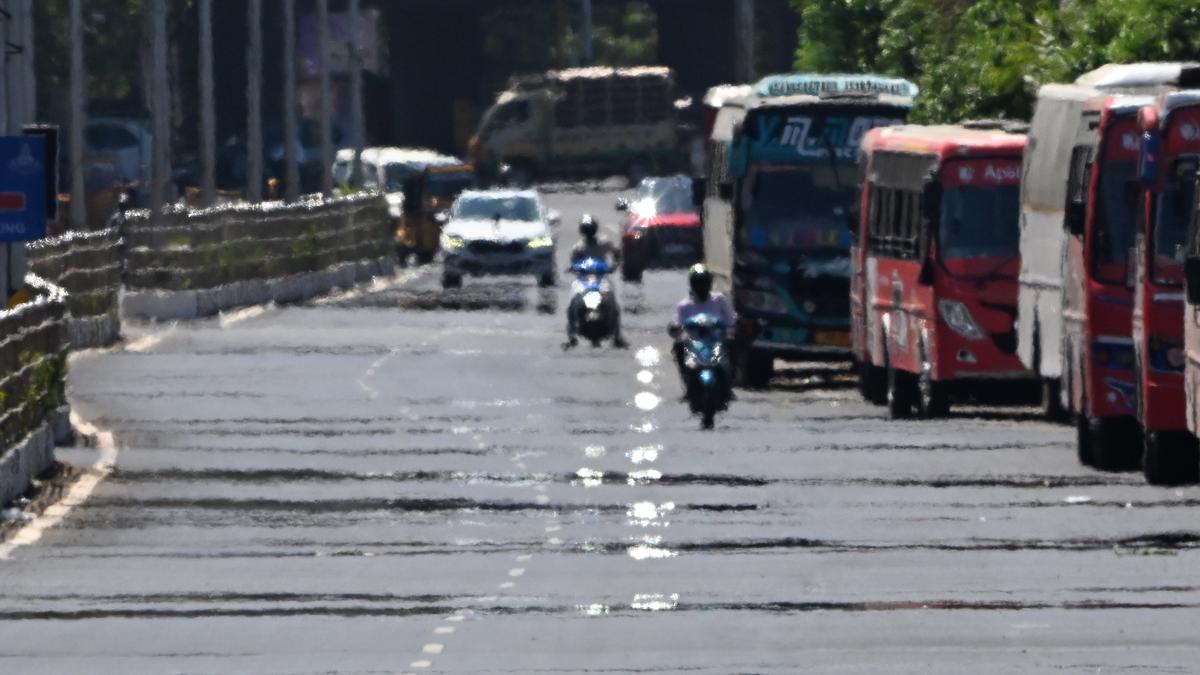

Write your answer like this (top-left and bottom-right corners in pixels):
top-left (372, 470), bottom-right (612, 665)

top-left (791, 0), bottom-right (1200, 123)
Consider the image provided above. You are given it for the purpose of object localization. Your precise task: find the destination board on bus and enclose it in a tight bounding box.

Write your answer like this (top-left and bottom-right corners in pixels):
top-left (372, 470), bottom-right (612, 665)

top-left (747, 112), bottom-right (905, 163)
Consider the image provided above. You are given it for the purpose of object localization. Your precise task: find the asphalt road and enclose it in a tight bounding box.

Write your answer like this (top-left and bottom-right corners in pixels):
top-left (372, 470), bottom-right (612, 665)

top-left (3, 189), bottom-right (1200, 673)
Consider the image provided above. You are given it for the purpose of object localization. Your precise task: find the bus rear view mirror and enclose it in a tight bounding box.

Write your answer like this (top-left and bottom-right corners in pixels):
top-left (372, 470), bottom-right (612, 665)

top-left (917, 256), bottom-right (934, 286)
top-left (922, 182), bottom-right (941, 223)
top-left (1187, 257), bottom-right (1200, 305)
top-left (1066, 202), bottom-right (1086, 236)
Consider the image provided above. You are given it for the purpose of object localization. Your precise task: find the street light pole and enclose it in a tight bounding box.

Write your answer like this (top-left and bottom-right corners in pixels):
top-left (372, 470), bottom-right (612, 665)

top-left (149, 0), bottom-right (171, 223)
top-left (199, 0), bottom-right (216, 207)
top-left (349, 0), bottom-right (364, 189)
top-left (246, 0), bottom-right (263, 202)
top-left (734, 0), bottom-right (755, 83)
top-left (580, 0), bottom-right (594, 66)
top-left (282, 0), bottom-right (299, 201)
top-left (317, 0), bottom-right (333, 197)
top-left (68, 0), bottom-right (86, 230)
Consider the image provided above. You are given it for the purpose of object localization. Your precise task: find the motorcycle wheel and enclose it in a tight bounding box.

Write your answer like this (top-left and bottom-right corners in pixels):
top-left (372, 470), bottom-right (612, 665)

top-left (701, 409), bottom-right (715, 430)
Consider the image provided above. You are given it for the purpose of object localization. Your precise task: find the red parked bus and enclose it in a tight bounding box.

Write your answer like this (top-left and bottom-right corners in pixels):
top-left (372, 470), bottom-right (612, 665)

top-left (1138, 92), bottom-right (1200, 483)
top-left (852, 122), bottom-right (1031, 418)
top-left (1058, 94), bottom-right (1161, 470)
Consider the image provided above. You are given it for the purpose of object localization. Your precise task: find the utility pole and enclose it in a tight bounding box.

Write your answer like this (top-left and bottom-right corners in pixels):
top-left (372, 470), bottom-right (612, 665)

top-left (246, 0), bottom-right (263, 202)
top-left (149, 0), bottom-right (171, 223)
top-left (317, 0), bottom-right (333, 197)
top-left (198, 0), bottom-right (216, 207)
top-left (734, 0), bottom-right (755, 83)
top-left (282, 0), bottom-right (299, 201)
top-left (580, 0), bottom-right (594, 66)
top-left (68, 0), bottom-right (86, 230)
top-left (348, 0), bottom-right (364, 189)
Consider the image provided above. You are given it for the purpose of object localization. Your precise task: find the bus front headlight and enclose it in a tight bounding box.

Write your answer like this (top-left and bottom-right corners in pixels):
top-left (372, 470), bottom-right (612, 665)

top-left (937, 299), bottom-right (984, 340)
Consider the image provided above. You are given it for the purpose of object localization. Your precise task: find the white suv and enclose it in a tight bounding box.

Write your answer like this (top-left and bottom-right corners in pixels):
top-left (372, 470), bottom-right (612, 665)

top-left (440, 189), bottom-right (559, 288)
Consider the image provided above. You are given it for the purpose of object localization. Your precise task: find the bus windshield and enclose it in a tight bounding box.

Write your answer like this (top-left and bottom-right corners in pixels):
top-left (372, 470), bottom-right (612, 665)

top-left (1152, 177), bottom-right (1194, 286)
top-left (740, 167), bottom-right (855, 252)
top-left (938, 184), bottom-right (1020, 261)
top-left (1091, 160), bottom-right (1138, 285)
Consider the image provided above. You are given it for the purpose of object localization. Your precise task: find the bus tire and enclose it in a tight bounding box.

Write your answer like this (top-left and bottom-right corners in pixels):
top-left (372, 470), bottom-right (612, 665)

top-left (1041, 378), bottom-right (1065, 422)
top-left (917, 371), bottom-right (950, 418)
top-left (886, 361), bottom-right (914, 419)
top-left (1090, 417), bottom-right (1141, 472)
top-left (1076, 415), bottom-right (1094, 467)
top-left (737, 349), bottom-right (774, 389)
top-left (858, 360), bottom-right (887, 405)
top-left (1143, 431), bottom-right (1200, 486)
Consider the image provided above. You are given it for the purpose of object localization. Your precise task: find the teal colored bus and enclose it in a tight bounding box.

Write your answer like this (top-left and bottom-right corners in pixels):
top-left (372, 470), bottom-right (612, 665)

top-left (701, 74), bottom-right (918, 387)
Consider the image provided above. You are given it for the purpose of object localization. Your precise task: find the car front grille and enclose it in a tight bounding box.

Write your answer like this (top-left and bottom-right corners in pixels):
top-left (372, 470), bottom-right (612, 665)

top-left (468, 240), bottom-right (526, 255)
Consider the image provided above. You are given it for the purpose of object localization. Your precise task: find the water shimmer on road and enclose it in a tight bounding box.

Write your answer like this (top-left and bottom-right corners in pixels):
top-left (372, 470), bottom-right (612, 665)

top-left (2, 191), bottom-right (1200, 673)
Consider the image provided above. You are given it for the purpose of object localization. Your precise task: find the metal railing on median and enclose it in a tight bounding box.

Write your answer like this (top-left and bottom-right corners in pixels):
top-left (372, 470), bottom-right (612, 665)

top-left (123, 192), bottom-right (390, 291)
top-left (0, 275), bottom-right (67, 451)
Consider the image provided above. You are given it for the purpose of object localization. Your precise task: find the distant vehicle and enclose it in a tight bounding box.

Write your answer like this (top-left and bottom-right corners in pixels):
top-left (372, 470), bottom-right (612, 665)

top-left (469, 66), bottom-right (685, 185)
top-left (85, 117), bottom-right (152, 187)
top-left (333, 147), bottom-right (472, 264)
top-left (616, 175), bottom-right (703, 282)
top-left (852, 121), bottom-right (1032, 418)
top-left (677, 313), bottom-right (734, 430)
top-left (1018, 63), bottom-right (1199, 430)
top-left (399, 164), bottom-right (476, 264)
top-left (1135, 92), bottom-right (1200, 484)
top-left (568, 257), bottom-right (618, 347)
top-left (440, 189), bottom-right (559, 289)
top-left (703, 73), bottom-right (918, 388)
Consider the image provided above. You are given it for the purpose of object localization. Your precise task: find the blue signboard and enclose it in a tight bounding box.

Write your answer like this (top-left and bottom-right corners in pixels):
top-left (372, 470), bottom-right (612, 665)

top-left (746, 112), bottom-right (905, 165)
top-left (0, 136), bottom-right (45, 242)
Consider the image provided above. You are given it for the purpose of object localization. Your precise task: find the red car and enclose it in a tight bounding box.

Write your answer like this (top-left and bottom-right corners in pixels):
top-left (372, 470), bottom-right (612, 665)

top-left (617, 175), bottom-right (703, 282)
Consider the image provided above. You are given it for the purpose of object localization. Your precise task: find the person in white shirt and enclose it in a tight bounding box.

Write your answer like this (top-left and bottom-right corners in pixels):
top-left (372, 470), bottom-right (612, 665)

top-left (669, 264), bottom-right (737, 386)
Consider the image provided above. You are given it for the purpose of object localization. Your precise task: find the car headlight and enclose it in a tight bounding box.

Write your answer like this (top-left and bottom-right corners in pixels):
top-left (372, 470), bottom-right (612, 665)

top-left (937, 299), bottom-right (984, 340)
top-left (441, 234), bottom-right (466, 250)
top-left (528, 235), bottom-right (554, 249)
top-left (583, 291), bottom-right (603, 310)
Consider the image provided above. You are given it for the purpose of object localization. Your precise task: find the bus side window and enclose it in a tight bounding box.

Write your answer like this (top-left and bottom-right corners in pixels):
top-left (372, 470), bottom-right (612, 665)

top-left (1065, 145), bottom-right (1092, 236)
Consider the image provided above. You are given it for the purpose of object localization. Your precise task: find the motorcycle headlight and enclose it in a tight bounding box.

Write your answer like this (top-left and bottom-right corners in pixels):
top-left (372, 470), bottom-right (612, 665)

top-left (937, 299), bottom-right (984, 340)
top-left (583, 291), bottom-right (603, 310)
top-left (699, 369), bottom-right (716, 384)
top-left (528, 235), bottom-right (554, 249)
top-left (388, 204), bottom-right (403, 219)
top-left (441, 234), bottom-right (466, 250)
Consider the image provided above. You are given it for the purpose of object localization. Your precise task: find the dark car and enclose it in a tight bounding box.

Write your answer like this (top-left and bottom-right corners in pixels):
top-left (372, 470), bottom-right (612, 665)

top-left (617, 175), bottom-right (703, 282)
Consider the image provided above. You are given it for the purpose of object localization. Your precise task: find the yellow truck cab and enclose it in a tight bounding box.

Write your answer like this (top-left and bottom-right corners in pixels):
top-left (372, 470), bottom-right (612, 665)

top-left (469, 66), bottom-right (685, 186)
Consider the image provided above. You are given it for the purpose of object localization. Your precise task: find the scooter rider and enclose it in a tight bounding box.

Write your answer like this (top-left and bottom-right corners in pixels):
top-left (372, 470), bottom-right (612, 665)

top-left (565, 214), bottom-right (628, 349)
top-left (669, 264), bottom-right (736, 381)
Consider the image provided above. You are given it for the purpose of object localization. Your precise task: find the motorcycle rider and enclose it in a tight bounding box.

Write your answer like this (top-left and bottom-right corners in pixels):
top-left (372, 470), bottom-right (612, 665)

top-left (564, 214), bottom-right (628, 349)
top-left (669, 264), bottom-right (736, 384)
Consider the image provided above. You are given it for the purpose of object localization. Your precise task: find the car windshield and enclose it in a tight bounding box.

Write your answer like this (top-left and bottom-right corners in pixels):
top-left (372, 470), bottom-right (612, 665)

top-left (1151, 176), bottom-right (1194, 286)
top-left (1090, 160), bottom-right (1138, 285)
top-left (384, 163), bottom-right (421, 192)
top-left (635, 180), bottom-right (696, 214)
top-left (740, 167), bottom-right (854, 251)
top-left (427, 172), bottom-right (474, 200)
top-left (454, 195), bottom-right (539, 221)
top-left (938, 184), bottom-right (1020, 261)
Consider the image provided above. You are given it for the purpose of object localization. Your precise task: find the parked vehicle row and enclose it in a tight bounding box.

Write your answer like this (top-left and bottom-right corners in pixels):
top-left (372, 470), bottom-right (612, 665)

top-left (693, 65), bottom-right (1200, 485)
